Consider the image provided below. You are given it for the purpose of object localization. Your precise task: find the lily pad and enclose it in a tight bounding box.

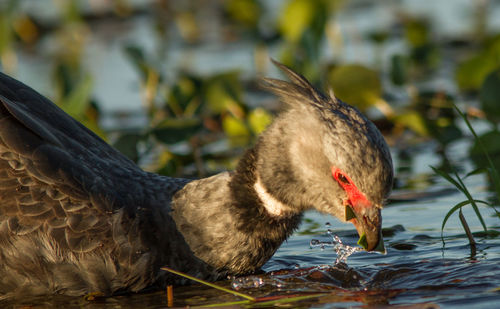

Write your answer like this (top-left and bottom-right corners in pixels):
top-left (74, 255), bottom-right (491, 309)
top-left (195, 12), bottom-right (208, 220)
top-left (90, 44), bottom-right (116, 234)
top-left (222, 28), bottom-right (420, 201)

top-left (152, 118), bottom-right (203, 145)
top-left (455, 55), bottom-right (498, 92)
top-left (390, 54), bottom-right (409, 86)
top-left (393, 111), bottom-right (429, 136)
top-left (327, 64), bottom-right (382, 111)
top-left (248, 108), bottom-right (272, 135)
top-left (113, 133), bottom-right (143, 163)
top-left (480, 69), bottom-right (500, 123)
top-left (225, 0), bottom-right (261, 28)
top-left (279, 0), bottom-right (315, 43)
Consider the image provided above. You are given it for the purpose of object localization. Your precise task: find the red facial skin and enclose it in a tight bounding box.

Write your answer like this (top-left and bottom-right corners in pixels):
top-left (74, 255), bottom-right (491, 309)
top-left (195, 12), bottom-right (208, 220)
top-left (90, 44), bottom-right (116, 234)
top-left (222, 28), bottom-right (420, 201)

top-left (331, 166), bottom-right (374, 235)
top-left (331, 166), bottom-right (371, 211)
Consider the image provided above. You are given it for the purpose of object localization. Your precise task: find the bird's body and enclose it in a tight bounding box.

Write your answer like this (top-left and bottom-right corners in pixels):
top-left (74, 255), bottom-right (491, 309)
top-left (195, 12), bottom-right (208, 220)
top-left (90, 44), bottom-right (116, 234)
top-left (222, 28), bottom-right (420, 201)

top-left (0, 61), bottom-right (393, 299)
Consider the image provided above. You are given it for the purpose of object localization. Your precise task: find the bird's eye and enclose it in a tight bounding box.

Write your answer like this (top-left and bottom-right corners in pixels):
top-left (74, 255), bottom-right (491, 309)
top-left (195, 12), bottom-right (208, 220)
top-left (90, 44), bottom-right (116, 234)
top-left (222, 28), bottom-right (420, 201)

top-left (332, 167), bottom-right (353, 187)
top-left (337, 173), bottom-right (350, 185)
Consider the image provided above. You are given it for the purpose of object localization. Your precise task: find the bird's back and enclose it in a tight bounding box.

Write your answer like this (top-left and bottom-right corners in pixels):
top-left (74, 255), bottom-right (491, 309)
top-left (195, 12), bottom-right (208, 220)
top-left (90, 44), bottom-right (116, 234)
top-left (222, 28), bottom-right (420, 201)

top-left (0, 72), bottom-right (194, 298)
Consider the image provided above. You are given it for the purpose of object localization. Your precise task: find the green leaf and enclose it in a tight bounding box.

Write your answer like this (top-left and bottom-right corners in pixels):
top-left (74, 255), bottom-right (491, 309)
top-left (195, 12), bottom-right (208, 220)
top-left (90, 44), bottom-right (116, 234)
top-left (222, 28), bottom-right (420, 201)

top-left (248, 108), bottom-right (272, 134)
top-left (430, 166), bottom-right (465, 194)
top-left (78, 118), bottom-right (107, 141)
top-left (225, 0), bottom-right (261, 28)
top-left (470, 131), bottom-right (500, 156)
top-left (204, 71), bottom-right (243, 114)
top-left (433, 163), bottom-right (489, 234)
top-left (167, 75), bottom-right (201, 117)
top-left (327, 64), bottom-right (382, 111)
top-left (222, 114), bottom-right (249, 137)
top-left (113, 133), bottom-right (143, 163)
top-left (390, 54), bottom-right (409, 86)
top-left (455, 54), bottom-right (498, 92)
top-left (480, 69), bottom-right (500, 123)
top-left (357, 234), bottom-right (367, 250)
top-left (465, 167), bottom-right (488, 178)
top-left (404, 17), bottom-right (430, 48)
top-left (152, 118), bottom-right (202, 145)
top-left (454, 172), bottom-right (488, 232)
top-left (394, 111), bottom-right (429, 136)
top-left (123, 45), bottom-right (150, 80)
top-left (345, 205), bottom-right (356, 221)
top-left (62, 74), bottom-right (93, 119)
top-left (279, 0), bottom-right (315, 43)
top-left (441, 199), bottom-right (490, 234)
top-left (0, 1), bottom-right (17, 55)
top-left (455, 104), bottom-right (500, 198)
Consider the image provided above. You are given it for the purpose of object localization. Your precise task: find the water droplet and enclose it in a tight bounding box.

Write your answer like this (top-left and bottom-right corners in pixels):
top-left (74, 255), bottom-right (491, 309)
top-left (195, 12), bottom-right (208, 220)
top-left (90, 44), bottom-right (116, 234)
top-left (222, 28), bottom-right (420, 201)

top-left (310, 239), bottom-right (320, 247)
top-left (309, 229), bottom-right (362, 264)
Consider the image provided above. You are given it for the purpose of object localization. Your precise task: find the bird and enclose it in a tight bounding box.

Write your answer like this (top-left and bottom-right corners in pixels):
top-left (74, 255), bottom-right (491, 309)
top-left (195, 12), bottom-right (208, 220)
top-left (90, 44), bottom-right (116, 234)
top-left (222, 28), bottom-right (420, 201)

top-left (0, 60), bottom-right (393, 299)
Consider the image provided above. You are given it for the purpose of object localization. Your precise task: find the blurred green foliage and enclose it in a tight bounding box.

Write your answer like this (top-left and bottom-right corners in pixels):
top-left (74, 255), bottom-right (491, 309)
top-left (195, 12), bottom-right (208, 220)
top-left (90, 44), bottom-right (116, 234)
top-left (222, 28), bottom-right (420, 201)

top-left (455, 35), bottom-right (500, 92)
top-left (0, 0), bottom-right (500, 188)
top-left (327, 64), bottom-right (382, 112)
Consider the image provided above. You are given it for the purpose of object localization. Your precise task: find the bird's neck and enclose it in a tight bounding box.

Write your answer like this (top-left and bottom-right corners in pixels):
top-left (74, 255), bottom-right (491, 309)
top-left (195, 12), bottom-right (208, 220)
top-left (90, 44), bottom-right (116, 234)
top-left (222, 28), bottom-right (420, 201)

top-left (253, 176), bottom-right (294, 216)
top-left (229, 144), bottom-right (303, 238)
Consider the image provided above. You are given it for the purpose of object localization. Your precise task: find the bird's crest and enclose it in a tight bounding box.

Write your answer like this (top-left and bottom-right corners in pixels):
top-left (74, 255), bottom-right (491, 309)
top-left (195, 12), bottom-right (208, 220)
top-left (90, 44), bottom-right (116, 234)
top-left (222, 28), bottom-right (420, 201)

top-left (260, 59), bottom-right (340, 110)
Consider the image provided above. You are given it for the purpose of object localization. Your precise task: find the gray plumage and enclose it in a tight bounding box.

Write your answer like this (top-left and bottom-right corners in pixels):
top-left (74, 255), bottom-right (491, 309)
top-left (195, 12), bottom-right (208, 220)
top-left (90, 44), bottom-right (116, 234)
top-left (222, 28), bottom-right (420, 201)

top-left (0, 60), bottom-right (393, 299)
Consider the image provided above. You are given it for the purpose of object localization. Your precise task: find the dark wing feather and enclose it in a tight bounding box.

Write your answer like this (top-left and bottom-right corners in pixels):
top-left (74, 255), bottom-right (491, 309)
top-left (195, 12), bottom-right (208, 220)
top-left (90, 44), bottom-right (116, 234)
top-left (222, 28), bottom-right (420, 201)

top-left (0, 71), bottom-right (146, 253)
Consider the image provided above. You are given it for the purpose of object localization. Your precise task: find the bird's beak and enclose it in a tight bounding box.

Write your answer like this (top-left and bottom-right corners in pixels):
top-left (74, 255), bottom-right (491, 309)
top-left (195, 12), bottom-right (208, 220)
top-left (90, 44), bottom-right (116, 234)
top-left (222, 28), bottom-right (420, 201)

top-left (346, 205), bottom-right (385, 253)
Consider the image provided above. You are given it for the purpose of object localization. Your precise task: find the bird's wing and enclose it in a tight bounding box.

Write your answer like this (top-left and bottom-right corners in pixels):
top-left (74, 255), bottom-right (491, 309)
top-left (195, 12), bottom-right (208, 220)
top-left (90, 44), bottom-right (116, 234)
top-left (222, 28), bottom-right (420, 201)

top-left (0, 72), bottom-right (149, 253)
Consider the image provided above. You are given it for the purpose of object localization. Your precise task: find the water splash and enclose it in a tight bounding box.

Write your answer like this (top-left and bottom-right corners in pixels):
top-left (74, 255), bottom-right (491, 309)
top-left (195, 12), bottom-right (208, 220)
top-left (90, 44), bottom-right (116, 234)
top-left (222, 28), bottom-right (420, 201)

top-left (231, 223), bottom-right (364, 290)
top-left (310, 222), bottom-right (363, 264)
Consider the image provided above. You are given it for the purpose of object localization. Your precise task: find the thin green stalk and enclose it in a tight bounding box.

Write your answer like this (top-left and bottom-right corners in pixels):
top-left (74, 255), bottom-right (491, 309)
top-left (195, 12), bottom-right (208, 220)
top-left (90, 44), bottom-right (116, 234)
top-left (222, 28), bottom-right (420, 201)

top-left (459, 209), bottom-right (477, 257)
top-left (440, 199), bottom-right (490, 235)
top-left (432, 166), bottom-right (489, 235)
top-left (161, 267), bottom-right (256, 301)
top-left (453, 171), bottom-right (487, 232)
top-left (196, 300), bottom-right (251, 307)
top-left (454, 105), bottom-right (500, 197)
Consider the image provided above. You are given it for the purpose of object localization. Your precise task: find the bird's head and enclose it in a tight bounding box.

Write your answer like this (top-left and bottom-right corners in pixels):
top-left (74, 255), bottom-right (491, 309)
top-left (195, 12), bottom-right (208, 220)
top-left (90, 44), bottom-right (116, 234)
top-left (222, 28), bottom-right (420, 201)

top-left (257, 60), bottom-right (393, 252)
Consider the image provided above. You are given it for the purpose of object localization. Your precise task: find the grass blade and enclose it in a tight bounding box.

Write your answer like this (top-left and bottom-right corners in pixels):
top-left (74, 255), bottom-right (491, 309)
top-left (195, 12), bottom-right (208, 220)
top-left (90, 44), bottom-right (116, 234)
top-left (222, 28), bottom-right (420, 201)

top-left (161, 267), bottom-right (256, 301)
top-left (441, 199), bottom-right (490, 241)
top-left (453, 171), bottom-right (488, 232)
top-left (197, 300), bottom-right (252, 307)
top-left (465, 167), bottom-right (488, 178)
top-left (430, 166), bottom-right (466, 194)
top-left (454, 105), bottom-right (500, 197)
